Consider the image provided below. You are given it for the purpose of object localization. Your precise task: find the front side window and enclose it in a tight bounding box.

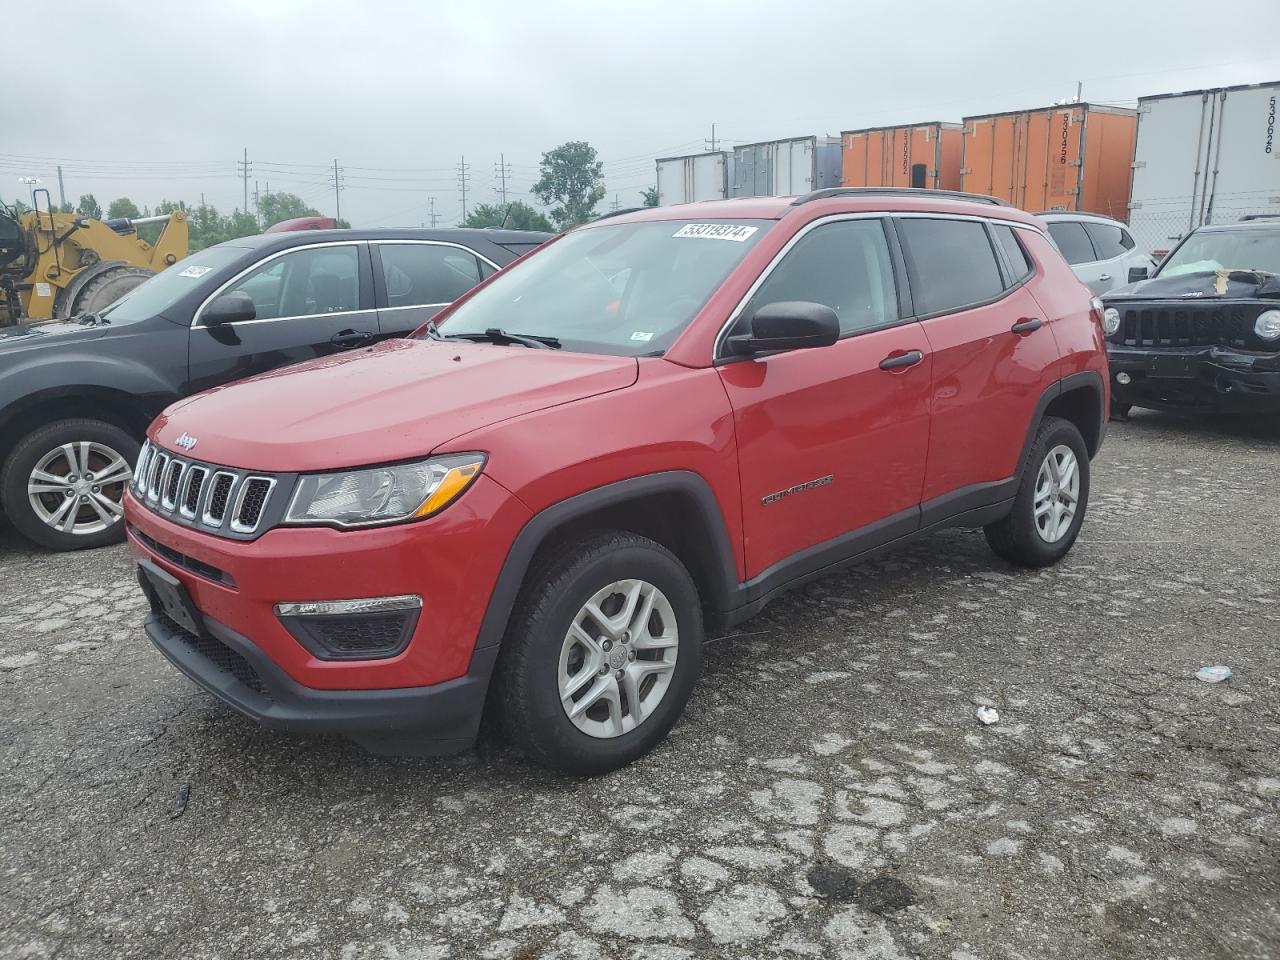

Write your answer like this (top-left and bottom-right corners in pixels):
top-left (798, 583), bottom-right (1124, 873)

top-left (899, 218), bottom-right (1004, 314)
top-left (742, 219), bottom-right (897, 336)
top-left (435, 219), bottom-right (771, 356)
top-left (1046, 221), bottom-right (1096, 265)
top-left (380, 244), bottom-right (482, 308)
top-left (1083, 221), bottom-right (1133, 260)
top-left (223, 245), bottom-right (361, 321)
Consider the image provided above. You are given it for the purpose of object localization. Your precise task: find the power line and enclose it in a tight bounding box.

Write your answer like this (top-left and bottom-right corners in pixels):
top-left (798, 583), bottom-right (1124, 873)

top-left (330, 159), bottom-right (344, 221)
top-left (457, 156), bottom-right (471, 223)
top-left (494, 154), bottom-right (512, 204)
top-left (237, 148), bottom-right (251, 214)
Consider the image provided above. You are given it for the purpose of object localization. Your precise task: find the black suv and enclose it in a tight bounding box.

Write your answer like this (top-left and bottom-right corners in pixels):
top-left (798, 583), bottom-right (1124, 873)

top-left (1103, 218), bottom-right (1280, 416)
top-left (0, 227), bottom-right (550, 550)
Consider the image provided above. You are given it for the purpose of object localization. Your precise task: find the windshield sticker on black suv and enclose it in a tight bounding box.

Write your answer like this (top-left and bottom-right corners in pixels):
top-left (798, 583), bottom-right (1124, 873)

top-left (178, 265), bottom-right (213, 278)
top-left (673, 224), bottom-right (759, 242)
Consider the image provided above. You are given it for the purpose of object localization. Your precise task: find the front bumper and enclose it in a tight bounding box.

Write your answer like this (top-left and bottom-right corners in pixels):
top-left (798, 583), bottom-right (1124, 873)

top-left (1107, 344), bottom-right (1280, 412)
top-left (143, 606), bottom-right (496, 755)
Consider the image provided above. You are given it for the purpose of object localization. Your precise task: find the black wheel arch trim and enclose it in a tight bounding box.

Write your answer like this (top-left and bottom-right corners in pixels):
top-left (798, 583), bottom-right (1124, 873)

top-left (471, 470), bottom-right (741, 660)
top-left (1018, 370), bottom-right (1105, 468)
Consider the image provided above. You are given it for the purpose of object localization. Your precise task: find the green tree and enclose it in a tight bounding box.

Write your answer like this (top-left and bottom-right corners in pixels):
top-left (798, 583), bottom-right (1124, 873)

top-left (461, 201), bottom-right (554, 232)
top-left (107, 197), bottom-right (142, 220)
top-left (531, 141), bottom-right (605, 230)
top-left (257, 191), bottom-right (322, 229)
top-left (76, 194), bottom-right (102, 219)
top-left (641, 186), bottom-right (659, 208)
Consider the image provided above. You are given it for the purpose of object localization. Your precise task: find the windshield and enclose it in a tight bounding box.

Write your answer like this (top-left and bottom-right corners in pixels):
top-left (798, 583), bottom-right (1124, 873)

top-left (1158, 229), bottom-right (1280, 278)
top-left (98, 244), bottom-right (248, 323)
top-left (433, 219), bottom-right (772, 356)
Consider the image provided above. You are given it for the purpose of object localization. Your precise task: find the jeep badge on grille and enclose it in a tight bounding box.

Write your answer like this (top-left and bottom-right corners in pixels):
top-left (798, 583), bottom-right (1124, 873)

top-left (175, 433), bottom-right (198, 450)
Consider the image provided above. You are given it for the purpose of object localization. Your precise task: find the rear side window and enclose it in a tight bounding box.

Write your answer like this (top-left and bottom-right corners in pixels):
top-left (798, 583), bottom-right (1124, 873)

top-left (992, 225), bottom-right (1033, 284)
top-left (744, 219), bottom-right (898, 335)
top-left (1047, 221), bottom-right (1096, 265)
top-left (898, 218), bottom-right (1004, 314)
top-left (379, 244), bottom-right (482, 308)
top-left (1083, 221), bottom-right (1135, 260)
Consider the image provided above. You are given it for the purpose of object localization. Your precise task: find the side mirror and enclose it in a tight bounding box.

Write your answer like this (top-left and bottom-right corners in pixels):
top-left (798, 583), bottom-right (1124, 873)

top-left (1127, 266), bottom-right (1149, 283)
top-left (203, 291), bottom-right (256, 325)
top-left (726, 301), bottom-right (840, 357)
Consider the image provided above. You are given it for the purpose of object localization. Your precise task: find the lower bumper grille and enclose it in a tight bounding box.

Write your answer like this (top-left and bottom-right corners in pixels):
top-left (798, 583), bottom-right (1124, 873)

top-left (130, 525), bottom-right (235, 587)
top-left (157, 610), bottom-right (271, 699)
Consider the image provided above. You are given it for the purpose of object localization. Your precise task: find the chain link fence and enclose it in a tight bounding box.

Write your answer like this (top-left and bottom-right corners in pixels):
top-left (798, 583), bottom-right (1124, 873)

top-left (1128, 189), bottom-right (1280, 258)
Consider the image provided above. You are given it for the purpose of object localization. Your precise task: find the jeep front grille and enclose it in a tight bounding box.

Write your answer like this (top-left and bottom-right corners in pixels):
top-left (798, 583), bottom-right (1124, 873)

top-left (132, 441), bottom-right (286, 539)
top-left (1115, 304), bottom-right (1258, 348)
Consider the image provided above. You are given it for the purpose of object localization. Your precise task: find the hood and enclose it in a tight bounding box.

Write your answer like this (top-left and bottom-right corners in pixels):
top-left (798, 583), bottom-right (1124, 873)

top-left (1105, 269), bottom-right (1280, 303)
top-left (151, 338), bottom-right (639, 471)
top-left (0, 319), bottom-right (113, 350)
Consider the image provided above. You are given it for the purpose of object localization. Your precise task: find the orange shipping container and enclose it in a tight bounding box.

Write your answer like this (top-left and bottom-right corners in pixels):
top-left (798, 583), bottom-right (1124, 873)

top-left (960, 103), bottom-right (1137, 217)
top-left (842, 122), bottom-right (963, 190)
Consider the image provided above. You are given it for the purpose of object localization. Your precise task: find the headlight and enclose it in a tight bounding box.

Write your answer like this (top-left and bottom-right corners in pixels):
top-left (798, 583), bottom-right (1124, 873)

top-left (1255, 309), bottom-right (1280, 341)
top-left (1102, 307), bottom-right (1121, 336)
top-left (284, 453), bottom-right (486, 528)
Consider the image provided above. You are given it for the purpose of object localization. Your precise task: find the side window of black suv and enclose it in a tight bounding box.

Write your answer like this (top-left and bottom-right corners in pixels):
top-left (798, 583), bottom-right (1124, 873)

top-left (225, 245), bottom-right (361, 320)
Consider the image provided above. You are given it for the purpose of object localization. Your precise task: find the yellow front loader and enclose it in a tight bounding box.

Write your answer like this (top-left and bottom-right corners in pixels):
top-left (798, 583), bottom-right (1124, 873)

top-left (0, 189), bottom-right (188, 326)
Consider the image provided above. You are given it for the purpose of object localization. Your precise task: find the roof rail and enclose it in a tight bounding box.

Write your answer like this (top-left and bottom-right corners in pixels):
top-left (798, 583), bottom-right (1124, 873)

top-left (1033, 210), bottom-right (1121, 222)
top-left (1239, 213), bottom-right (1280, 221)
top-left (592, 206), bottom-right (649, 222)
top-left (791, 187), bottom-right (1010, 207)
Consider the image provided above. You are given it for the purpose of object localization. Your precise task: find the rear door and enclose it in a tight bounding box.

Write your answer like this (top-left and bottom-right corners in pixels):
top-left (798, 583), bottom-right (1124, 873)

top-left (1082, 221), bottom-right (1153, 291)
top-left (186, 241), bottom-right (377, 393)
top-left (899, 216), bottom-right (1061, 507)
top-left (371, 241), bottom-right (495, 336)
top-left (717, 216), bottom-right (932, 580)
top-left (1046, 219), bottom-right (1107, 292)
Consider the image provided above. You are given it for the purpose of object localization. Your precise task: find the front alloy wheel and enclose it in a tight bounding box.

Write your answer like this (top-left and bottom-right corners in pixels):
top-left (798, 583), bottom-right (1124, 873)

top-left (27, 441), bottom-right (132, 536)
top-left (559, 579), bottom-right (679, 738)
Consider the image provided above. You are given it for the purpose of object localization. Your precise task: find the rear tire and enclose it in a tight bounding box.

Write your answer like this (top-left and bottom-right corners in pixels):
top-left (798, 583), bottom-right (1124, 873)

top-left (1, 419), bottom-right (138, 551)
top-left (67, 265), bottom-right (155, 317)
top-left (984, 416), bottom-right (1090, 568)
top-left (494, 531), bottom-right (703, 775)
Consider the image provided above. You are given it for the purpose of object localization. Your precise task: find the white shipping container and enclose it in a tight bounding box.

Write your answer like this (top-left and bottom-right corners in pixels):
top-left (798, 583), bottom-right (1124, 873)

top-left (1128, 81), bottom-right (1280, 255)
top-left (729, 136), bottom-right (843, 198)
top-left (656, 152), bottom-right (732, 205)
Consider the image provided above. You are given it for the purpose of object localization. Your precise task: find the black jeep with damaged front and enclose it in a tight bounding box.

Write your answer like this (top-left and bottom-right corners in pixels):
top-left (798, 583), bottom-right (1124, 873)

top-left (1102, 218), bottom-right (1280, 416)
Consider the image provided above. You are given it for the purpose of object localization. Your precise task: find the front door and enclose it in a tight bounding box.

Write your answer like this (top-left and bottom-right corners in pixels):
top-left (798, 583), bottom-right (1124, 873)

top-left (717, 217), bottom-right (933, 581)
top-left (186, 242), bottom-right (377, 394)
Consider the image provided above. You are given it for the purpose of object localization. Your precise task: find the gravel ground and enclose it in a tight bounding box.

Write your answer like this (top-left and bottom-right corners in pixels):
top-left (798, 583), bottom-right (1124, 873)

top-left (1, 411), bottom-right (1278, 960)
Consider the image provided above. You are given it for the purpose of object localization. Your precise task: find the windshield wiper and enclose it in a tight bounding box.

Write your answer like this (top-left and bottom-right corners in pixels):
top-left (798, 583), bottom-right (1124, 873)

top-left (440, 327), bottom-right (561, 350)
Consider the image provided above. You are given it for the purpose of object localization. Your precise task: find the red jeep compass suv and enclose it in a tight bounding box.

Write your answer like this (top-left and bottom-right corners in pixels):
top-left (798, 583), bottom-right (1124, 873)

top-left (127, 189), bottom-right (1109, 774)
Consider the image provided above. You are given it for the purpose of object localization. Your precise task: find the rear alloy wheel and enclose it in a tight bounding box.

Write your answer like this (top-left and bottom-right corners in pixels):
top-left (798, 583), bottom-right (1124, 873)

top-left (1, 419), bottom-right (138, 550)
top-left (496, 531), bottom-right (703, 775)
top-left (984, 416), bottom-right (1090, 568)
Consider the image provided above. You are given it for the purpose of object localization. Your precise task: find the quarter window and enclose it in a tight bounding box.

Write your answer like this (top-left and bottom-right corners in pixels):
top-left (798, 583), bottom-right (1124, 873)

top-left (898, 218), bottom-right (1004, 313)
top-left (379, 244), bottom-right (483, 308)
top-left (224, 245), bottom-right (361, 321)
top-left (1083, 221), bottom-right (1135, 260)
top-left (992, 225), bottom-right (1033, 284)
top-left (743, 219), bottom-right (898, 336)
top-left (1046, 221), bottom-right (1096, 265)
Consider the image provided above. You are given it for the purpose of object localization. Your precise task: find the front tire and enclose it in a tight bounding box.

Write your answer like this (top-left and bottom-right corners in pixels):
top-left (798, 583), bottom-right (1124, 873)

top-left (984, 416), bottom-right (1090, 568)
top-left (1, 419), bottom-right (138, 551)
top-left (494, 531), bottom-right (703, 775)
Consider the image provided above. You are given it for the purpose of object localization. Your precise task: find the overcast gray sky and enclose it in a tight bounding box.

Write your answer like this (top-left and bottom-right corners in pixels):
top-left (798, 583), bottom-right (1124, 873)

top-left (4, 0), bottom-right (1277, 226)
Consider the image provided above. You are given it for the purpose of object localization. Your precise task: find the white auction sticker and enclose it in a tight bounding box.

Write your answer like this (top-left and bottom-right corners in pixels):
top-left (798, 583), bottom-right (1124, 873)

top-left (179, 264), bottom-right (212, 278)
top-left (630, 331), bottom-right (654, 342)
top-left (673, 223), bottom-right (758, 242)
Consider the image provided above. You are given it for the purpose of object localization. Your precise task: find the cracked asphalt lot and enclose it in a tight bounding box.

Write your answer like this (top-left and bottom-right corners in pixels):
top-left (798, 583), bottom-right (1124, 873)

top-left (2, 412), bottom-right (1278, 960)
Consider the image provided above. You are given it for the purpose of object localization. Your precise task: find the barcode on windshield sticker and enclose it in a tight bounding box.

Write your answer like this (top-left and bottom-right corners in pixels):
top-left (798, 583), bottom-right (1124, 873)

top-left (673, 223), bottom-right (758, 242)
top-left (179, 265), bottom-right (212, 278)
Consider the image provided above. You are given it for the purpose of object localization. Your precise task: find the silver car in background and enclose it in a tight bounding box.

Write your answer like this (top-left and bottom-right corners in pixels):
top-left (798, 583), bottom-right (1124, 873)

top-left (1039, 212), bottom-right (1156, 295)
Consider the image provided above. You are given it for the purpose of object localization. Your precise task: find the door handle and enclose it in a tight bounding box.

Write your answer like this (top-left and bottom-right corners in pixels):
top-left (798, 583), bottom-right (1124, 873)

top-left (1098, 273), bottom-right (1112, 282)
top-left (879, 350), bottom-right (924, 371)
top-left (1011, 318), bottom-right (1043, 334)
top-left (330, 329), bottom-right (375, 348)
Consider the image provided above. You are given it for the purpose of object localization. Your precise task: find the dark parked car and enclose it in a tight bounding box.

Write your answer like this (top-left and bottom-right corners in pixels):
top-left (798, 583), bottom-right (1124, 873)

top-left (0, 227), bottom-right (551, 550)
top-left (1102, 218), bottom-right (1280, 416)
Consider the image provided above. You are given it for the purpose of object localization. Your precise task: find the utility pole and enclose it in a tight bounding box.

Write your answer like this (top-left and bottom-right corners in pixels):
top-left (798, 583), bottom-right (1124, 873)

top-left (610, 194), bottom-right (620, 212)
top-left (428, 196), bottom-right (440, 228)
top-left (253, 180), bottom-right (261, 226)
top-left (1075, 81), bottom-right (1083, 103)
top-left (457, 156), bottom-right (471, 222)
top-left (237, 148), bottom-right (251, 215)
top-left (705, 123), bottom-right (719, 153)
top-left (56, 165), bottom-right (66, 209)
top-left (494, 154), bottom-right (512, 204)
top-left (330, 159), bottom-right (344, 222)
